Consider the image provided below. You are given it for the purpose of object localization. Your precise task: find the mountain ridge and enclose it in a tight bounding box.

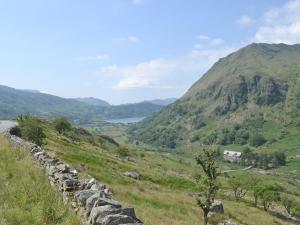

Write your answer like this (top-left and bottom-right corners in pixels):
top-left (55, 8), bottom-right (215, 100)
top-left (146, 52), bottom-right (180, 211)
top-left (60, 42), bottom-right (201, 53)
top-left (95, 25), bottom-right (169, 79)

top-left (128, 43), bottom-right (300, 150)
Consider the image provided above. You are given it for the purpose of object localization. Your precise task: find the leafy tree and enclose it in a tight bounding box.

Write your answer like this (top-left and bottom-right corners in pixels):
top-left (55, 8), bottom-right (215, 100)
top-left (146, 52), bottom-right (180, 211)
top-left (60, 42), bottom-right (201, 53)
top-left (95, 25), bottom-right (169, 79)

top-left (195, 145), bottom-right (220, 225)
top-left (18, 116), bottom-right (46, 146)
top-left (228, 175), bottom-right (249, 201)
top-left (53, 117), bottom-right (71, 134)
top-left (281, 195), bottom-right (297, 215)
top-left (249, 133), bottom-right (267, 147)
top-left (256, 185), bottom-right (281, 211)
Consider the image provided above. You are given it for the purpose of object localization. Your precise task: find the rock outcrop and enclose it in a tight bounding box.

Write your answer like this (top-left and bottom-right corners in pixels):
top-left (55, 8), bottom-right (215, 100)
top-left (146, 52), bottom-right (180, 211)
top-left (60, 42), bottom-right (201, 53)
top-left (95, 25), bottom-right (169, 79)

top-left (4, 129), bottom-right (144, 225)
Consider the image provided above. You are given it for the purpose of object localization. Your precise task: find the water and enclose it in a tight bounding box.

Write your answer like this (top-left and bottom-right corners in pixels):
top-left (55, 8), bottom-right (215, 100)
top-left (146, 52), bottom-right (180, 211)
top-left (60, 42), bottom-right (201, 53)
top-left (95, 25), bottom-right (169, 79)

top-left (0, 120), bottom-right (18, 133)
top-left (104, 117), bottom-right (145, 124)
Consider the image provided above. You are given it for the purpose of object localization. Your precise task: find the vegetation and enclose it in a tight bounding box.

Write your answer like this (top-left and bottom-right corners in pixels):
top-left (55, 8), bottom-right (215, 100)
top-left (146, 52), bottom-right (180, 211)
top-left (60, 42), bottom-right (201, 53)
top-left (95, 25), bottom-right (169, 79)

top-left (240, 148), bottom-right (286, 169)
top-left (0, 136), bottom-right (80, 225)
top-left (195, 145), bottom-right (220, 225)
top-left (0, 84), bottom-right (163, 123)
top-left (129, 43), bottom-right (300, 154)
top-left (17, 116), bottom-right (46, 146)
top-left (53, 117), bottom-right (72, 134)
top-left (8, 117), bottom-right (300, 224)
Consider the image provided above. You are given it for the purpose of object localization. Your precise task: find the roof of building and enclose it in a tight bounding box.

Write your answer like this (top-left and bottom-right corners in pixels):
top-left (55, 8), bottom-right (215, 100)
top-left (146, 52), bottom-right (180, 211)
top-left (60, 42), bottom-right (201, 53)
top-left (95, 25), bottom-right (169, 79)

top-left (223, 150), bottom-right (242, 157)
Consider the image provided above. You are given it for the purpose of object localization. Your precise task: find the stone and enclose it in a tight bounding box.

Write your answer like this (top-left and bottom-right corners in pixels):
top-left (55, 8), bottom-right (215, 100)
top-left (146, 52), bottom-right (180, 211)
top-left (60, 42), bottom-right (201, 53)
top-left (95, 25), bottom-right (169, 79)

top-left (123, 172), bottom-right (140, 180)
top-left (93, 197), bottom-right (121, 208)
top-left (210, 200), bottom-right (224, 214)
top-left (62, 178), bottom-right (80, 191)
top-left (87, 205), bottom-right (121, 225)
top-left (218, 219), bottom-right (239, 225)
top-left (91, 182), bottom-right (106, 191)
top-left (56, 163), bottom-right (69, 173)
top-left (74, 190), bottom-right (98, 207)
top-left (99, 214), bottom-right (136, 225)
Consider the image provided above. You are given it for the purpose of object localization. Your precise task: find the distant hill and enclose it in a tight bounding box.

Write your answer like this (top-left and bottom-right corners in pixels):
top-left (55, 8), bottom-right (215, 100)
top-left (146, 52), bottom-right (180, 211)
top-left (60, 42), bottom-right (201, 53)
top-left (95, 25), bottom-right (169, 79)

top-left (0, 85), bottom-right (163, 123)
top-left (145, 98), bottom-right (177, 106)
top-left (129, 43), bottom-right (300, 150)
top-left (74, 97), bottom-right (110, 107)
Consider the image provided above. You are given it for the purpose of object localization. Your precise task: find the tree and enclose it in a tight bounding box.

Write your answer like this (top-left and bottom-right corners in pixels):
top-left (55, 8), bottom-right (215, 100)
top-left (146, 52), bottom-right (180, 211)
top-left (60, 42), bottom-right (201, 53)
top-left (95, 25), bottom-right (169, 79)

top-left (195, 145), bottom-right (220, 225)
top-left (228, 175), bottom-right (248, 201)
top-left (249, 133), bottom-right (267, 147)
top-left (257, 185), bottom-right (281, 211)
top-left (53, 118), bottom-right (72, 134)
top-left (18, 116), bottom-right (46, 146)
top-left (281, 195), bottom-right (296, 215)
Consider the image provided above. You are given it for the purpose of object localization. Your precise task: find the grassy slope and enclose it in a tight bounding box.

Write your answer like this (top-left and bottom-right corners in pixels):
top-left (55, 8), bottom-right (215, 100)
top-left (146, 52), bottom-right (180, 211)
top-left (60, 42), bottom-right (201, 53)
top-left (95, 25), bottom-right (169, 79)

top-left (129, 43), bottom-right (300, 152)
top-left (40, 122), bottom-right (299, 225)
top-left (0, 136), bottom-right (81, 225)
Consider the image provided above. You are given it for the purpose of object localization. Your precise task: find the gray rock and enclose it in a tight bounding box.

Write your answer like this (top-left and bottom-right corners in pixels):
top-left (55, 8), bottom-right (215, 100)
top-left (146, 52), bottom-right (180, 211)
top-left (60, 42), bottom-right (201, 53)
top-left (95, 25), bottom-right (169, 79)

top-left (210, 200), bottom-right (224, 214)
top-left (123, 172), bottom-right (140, 180)
top-left (75, 190), bottom-right (98, 207)
top-left (62, 178), bottom-right (80, 191)
top-left (93, 197), bottom-right (122, 209)
top-left (56, 163), bottom-right (69, 173)
top-left (91, 183), bottom-right (106, 191)
top-left (218, 219), bottom-right (239, 225)
top-left (87, 205), bottom-right (121, 225)
top-left (99, 214), bottom-right (136, 225)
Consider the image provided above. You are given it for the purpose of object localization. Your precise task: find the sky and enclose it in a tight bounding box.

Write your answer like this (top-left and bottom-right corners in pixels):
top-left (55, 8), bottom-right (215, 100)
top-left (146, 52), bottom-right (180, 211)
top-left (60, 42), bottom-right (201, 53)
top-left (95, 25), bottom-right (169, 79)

top-left (1, 0), bottom-right (300, 104)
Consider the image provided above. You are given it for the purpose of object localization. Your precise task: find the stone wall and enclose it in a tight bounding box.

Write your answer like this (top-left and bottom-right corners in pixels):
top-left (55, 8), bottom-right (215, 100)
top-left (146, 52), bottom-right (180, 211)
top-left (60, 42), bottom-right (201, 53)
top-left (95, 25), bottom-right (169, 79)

top-left (4, 129), bottom-right (145, 225)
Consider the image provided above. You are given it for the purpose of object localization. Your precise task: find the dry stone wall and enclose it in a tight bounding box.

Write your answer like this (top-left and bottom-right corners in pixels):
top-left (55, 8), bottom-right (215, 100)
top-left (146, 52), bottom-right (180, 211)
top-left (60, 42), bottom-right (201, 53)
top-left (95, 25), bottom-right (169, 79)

top-left (4, 129), bottom-right (145, 225)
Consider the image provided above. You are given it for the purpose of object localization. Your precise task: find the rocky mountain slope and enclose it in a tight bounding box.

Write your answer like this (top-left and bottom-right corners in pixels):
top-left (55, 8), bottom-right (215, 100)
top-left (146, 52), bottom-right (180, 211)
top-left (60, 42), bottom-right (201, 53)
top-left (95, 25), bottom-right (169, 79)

top-left (129, 43), bottom-right (300, 149)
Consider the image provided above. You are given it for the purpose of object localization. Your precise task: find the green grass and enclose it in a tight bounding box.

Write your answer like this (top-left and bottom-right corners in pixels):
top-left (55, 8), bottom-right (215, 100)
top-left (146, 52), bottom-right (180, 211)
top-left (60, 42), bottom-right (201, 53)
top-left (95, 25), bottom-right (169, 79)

top-left (36, 121), bottom-right (300, 225)
top-left (0, 135), bottom-right (81, 225)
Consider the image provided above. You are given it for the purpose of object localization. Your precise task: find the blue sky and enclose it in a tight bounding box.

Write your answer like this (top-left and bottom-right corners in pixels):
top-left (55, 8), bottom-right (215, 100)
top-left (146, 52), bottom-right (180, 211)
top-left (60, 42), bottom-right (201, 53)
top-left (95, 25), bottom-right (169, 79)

top-left (1, 0), bottom-right (300, 104)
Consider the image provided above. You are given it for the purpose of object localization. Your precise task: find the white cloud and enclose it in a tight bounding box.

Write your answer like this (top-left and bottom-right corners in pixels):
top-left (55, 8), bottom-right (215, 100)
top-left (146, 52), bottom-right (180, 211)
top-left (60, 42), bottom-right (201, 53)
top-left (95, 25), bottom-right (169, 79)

top-left (96, 42), bottom-right (236, 90)
top-left (196, 35), bottom-right (224, 46)
top-left (254, 0), bottom-right (300, 44)
top-left (118, 36), bottom-right (140, 43)
top-left (75, 54), bottom-right (109, 61)
top-left (237, 15), bottom-right (253, 27)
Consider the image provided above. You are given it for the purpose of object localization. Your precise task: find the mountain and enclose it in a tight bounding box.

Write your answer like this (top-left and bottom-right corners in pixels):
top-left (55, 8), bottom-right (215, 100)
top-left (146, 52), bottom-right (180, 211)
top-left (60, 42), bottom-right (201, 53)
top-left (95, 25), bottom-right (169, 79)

top-left (0, 85), bottom-right (163, 123)
top-left (128, 43), bottom-right (300, 149)
top-left (75, 97), bottom-right (110, 107)
top-left (145, 98), bottom-right (177, 106)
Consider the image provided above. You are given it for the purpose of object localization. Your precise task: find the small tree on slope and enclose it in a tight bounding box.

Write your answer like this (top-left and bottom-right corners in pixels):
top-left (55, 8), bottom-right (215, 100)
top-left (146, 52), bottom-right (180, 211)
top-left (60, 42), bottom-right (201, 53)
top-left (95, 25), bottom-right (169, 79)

top-left (195, 145), bottom-right (220, 225)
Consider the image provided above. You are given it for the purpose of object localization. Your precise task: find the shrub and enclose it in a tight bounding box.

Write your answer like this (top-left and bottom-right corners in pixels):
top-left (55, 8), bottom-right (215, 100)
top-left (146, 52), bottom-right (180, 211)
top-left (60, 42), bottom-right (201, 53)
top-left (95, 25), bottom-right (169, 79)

top-left (18, 116), bottom-right (46, 146)
top-left (53, 118), bottom-right (72, 134)
top-left (249, 133), bottom-right (267, 147)
top-left (117, 147), bottom-right (130, 157)
top-left (292, 204), bottom-right (300, 217)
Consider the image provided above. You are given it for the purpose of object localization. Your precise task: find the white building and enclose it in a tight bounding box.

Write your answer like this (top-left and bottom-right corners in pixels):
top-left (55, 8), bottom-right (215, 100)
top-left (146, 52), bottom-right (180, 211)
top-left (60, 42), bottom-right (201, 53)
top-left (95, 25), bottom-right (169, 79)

top-left (223, 150), bottom-right (242, 162)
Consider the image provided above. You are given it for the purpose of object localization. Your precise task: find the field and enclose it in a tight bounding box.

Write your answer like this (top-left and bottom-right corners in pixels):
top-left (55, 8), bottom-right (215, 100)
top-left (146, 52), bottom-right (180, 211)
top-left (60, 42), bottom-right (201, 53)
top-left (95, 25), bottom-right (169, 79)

top-left (38, 121), bottom-right (300, 225)
top-left (0, 136), bottom-right (80, 225)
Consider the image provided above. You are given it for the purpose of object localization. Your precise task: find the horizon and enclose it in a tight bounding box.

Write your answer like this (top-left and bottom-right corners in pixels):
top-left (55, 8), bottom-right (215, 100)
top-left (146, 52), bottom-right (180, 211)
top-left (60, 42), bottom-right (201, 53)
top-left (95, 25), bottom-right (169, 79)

top-left (1, 0), bottom-right (300, 104)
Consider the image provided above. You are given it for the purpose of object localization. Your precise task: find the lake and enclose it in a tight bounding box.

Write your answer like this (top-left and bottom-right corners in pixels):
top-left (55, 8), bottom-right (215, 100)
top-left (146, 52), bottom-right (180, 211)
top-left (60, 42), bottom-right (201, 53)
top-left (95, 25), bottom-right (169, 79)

top-left (104, 117), bottom-right (145, 124)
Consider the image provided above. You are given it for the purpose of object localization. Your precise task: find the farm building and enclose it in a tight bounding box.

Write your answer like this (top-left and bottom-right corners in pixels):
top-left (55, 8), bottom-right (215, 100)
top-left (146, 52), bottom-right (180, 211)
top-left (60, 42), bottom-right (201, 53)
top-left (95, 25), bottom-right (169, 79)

top-left (224, 150), bottom-right (242, 162)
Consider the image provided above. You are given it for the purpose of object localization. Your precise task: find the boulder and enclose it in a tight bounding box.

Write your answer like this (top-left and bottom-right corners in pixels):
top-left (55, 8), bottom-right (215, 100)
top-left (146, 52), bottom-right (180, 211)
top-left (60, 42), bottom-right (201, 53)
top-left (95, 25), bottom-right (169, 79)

top-left (74, 190), bottom-right (98, 207)
top-left (123, 172), bottom-right (140, 180)
top-left (210, 200), bottom-right (224, 214)
top-left (99, 214), bottom-right (136, 225)
top-left (87, 205), bottom-right (121, 225)
top-left (218, 219), bottom-right (239, 225)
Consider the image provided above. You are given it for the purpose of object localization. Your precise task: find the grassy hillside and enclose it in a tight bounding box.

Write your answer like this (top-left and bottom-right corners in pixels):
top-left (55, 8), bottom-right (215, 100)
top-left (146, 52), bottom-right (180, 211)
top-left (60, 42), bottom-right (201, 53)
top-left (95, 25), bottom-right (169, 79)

top-left (21, 118), bottom-right (300, 225)
top-left (0, 85), bottom-right (163, 123)
top-left (128, 43), bottom-right (300, 153)
top-left (0, 135), bottom-right (80, 225)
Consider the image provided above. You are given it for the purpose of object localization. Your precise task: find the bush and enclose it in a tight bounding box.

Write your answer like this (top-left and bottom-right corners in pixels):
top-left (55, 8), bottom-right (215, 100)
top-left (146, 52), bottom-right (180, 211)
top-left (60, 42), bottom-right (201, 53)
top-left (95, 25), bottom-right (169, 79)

top-left (117, 147), bottom-right (130, 157)
top-left (249, 133), bottom-right (267, 147)
top-left (53, 118), bottom-right (72, 134)
top-left (18, 116), bottom-right (46, 146)
top-left (292, 204), bottom-right (300, 217)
